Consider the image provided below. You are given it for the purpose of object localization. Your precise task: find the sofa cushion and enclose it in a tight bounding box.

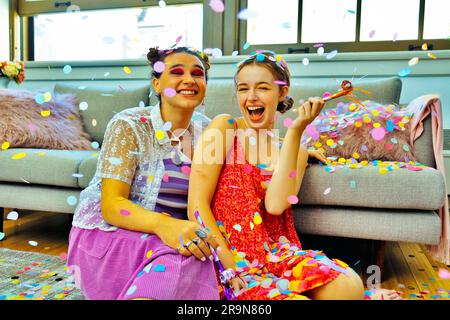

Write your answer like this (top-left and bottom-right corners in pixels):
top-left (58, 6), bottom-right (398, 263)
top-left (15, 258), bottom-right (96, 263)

top-left (0, 89), bottom-right (92, 150)
top-left (204, 77), bottom-right (402, 136)
top-left (293, 205), bottom-right (441, 245)
top-left (298, 163), bottom-right (446, 210)
top-left (0, 148), bottom-right (97, 188)
top-left (78, 156), bottom-right (99, 188)
top-left (54, 83), bottom-right (150, 144)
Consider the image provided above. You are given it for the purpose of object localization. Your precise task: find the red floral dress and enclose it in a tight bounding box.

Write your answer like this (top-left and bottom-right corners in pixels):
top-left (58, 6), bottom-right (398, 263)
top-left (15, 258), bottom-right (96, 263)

top-left (211, 136), bottom-right (348, 300)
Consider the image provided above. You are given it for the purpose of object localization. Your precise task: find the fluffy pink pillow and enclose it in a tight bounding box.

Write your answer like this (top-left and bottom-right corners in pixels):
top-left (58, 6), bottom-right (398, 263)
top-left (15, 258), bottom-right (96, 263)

top-left (0, 89), bottom-right (93, 150)
top-left (302, 100), bottom-right (417, 162)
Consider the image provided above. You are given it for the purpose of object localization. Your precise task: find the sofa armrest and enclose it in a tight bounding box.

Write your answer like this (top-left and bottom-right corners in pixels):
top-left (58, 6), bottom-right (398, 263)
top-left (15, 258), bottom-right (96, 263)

top-left (413, 113), bottom-right (436, 168)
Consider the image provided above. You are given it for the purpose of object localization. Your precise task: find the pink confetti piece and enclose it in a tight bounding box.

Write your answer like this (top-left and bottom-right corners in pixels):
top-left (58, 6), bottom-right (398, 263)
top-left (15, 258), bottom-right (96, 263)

top-left (153, 61), bottom-right (165, 73)
top-left (59, 252), bottom-right (68, 260)
top-left (369, 30), bottom-right (376, 38)
top-left (181, 165), bottom-right (191, 176)
top-left (371, 127), bottom-right (386, 141)
top-left (283, 117), bottom-right (293, 128)
top-left (244, 164), bottom-right (253, 174)
top-left (287, 195), bottom-right (299, 204)
top-left (162, 173), bottom-right (169, 182)
top-left (175, 35), bottom-right (183, 44)
top-left (289, 170), bottom-right (297, 178)
top-left (322, 92), bottom-right (332, 99)
top-left (208, 0), bottom-right (224, 13)
top-left (438, 268), bottom-right (450, 279)
top-left (120, 209), bottom-right (131, 216)
top-left (163, 88), bottom-right (177, 97)
top-left (273, 80), bottom-right (287, 85)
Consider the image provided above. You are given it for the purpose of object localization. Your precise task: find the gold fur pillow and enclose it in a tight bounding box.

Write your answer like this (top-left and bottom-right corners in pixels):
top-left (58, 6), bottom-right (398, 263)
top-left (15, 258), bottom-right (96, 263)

top-left (302, 100), bottom-right (417, 162)
top-left (0, 89), bottom-right (92, 150)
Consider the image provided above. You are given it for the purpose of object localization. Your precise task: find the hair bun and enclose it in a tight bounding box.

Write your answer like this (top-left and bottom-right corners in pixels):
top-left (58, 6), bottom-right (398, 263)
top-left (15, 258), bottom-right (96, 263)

top-left (277, 95), bottom-right (294, 114)
top-left (147, 47), bottom-right (161, 66)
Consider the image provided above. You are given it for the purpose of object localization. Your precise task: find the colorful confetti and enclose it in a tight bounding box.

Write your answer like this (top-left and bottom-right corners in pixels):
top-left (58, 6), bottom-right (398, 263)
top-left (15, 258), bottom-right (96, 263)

top-left (209, 0), bottom-right (224, 13)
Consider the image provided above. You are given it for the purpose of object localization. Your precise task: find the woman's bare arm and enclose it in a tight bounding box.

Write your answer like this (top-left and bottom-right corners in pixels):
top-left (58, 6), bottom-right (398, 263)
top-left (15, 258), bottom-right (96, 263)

top-left (187, 114), bottom-right (238, 270)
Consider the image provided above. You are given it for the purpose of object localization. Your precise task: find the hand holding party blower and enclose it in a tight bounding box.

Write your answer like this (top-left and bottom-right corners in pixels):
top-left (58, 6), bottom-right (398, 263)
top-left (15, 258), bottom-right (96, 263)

top-left (194, 210), bottom-right (237, 300)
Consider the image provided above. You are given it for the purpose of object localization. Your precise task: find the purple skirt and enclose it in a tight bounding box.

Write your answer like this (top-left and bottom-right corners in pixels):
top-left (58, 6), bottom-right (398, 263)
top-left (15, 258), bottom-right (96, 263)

top-left (67, 226), bottom-right (220, 300)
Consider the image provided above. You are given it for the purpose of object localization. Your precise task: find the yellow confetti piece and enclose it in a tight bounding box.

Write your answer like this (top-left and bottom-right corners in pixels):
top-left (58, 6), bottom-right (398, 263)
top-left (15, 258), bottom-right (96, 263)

top-left (354, 121), bottom-right (362, 127)
top-left (398, 122), bottom-right (405, 128)
top-left (338, 158), bottom-right (346, 164)
top-left (68, 115), bottom-right (76, 121)
top-left (92, 119), bottom-right (97, 126)
top-left (349, 163), bottom-right (359, 169)
top-left (428, 52), bottom-right (437, 60)
top-left (422, 43), bottom-right (428, 50)
top-left (147, 175), bottom-right (154, 183)
top-left (314, 142), bottom-right (322, 148)
top-left (253, 212), bottom-right (262, 225)
top-left (155, 130), bottom-right (165, 140)
top-left (352, 152), bottom-right (360, 159)
top-left (11, 280), bottom-right (20, 284)
top-left (335, 259), bottom-right (349, 268)
top-left (250, 222), bottom-right (254, 230)
top-left (43, 92), bottom-right (52, 102)
top-left (349, 104), bottom-right (356, 111)
top-left (326, 139), bottom-right (334, 146)
top-left (123, 66), bottom-right (132, 74)
top-left (41, 110), bottom-right (50, 117)
top-left (1, 141), bottom-right (10, 150)
top-left (373, 123), bottom-right (381, 128)
top-left (360, 160), bottom-right (369, 166)
top-left (363, 117), bottom-right (371, 123)
top-left (42, 286), bottom-right (51, 290)
top-left (146, 250), bottom-right (153, 259)
top-left (276, 55), bottom-right (282, 61)
top-left (379, 168), bottom-right (388, 175)
top-left (92, 153), bottom-right (98, 157)
top-left (12, 152), bottom-right (26, 160)
top-left (371, 110), bottom-right (380, 116)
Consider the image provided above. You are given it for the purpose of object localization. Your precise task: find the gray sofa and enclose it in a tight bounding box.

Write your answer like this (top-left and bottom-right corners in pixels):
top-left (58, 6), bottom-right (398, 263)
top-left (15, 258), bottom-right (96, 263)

top-left (0, 77), bottom-right (446, 270)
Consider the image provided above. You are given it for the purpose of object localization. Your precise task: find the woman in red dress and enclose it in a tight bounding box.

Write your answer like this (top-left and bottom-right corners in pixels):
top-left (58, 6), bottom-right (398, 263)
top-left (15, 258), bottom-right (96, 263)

top-left (188, 50), bottom-right (399, 300)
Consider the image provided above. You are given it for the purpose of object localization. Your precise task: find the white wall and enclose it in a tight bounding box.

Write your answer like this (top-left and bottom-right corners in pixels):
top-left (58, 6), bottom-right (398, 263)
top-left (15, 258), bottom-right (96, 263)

top-left (0, 0), bottom-right (9, 60)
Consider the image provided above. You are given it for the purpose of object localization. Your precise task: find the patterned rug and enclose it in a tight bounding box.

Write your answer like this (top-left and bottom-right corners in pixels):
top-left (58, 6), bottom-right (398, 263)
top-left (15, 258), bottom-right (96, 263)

top-left (0, 248), bottom-right (85, 300)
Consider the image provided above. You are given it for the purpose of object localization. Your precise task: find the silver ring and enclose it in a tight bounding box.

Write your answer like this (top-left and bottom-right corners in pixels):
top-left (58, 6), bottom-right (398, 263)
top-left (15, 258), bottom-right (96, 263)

top-left (183, 240), bottom-right (193, 248)
top-left (192, 237), bottom-right (201, 246)
top-left (195, 228), bottom-right (208, 239)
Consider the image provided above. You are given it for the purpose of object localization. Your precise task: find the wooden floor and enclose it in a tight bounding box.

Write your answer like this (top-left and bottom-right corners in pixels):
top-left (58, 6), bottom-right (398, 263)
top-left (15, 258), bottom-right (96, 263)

top-left (1, 210), bottom-right (450, 300)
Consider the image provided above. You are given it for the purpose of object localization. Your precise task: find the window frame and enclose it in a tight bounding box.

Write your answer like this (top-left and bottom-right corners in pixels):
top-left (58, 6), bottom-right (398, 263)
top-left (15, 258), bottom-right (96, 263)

top-left (237, 0), bottom-right (450, 54)
top-left (23, 0), bottom-right (209, 61)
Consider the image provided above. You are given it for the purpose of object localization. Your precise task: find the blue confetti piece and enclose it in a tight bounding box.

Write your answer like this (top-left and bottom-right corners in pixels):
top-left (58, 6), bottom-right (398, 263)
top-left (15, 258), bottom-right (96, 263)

top-left (66, 196), bottom-right (78, 206)
top-left (35, 93), bottom-right (45, 104)
top-left (63, 65), bottom-right (72, 74)
top-left (247, 281), bottom-right (259, 289)
top-left (398, 68), bottom-right (412, 77)
top-left (386, 120), bottom-right (395, 132)
top-left (136, 271), bottom-right (144, 277)
top-left (126, 285), bottom-right (137, 296)
top-left (256, 53), bottom-right (265, 62)
top-left (347, 10), bottom-right (356, 14)
top-left (243, 42), bottom-right (250, 50)
top-left (228, 119), bottom-right (234, 124)
top-left (257, 164), bottom-right (268, 169)
top-left (140, 233), bottom-right (149, 239)
top-left (154, 264), bottom-right (166, 272)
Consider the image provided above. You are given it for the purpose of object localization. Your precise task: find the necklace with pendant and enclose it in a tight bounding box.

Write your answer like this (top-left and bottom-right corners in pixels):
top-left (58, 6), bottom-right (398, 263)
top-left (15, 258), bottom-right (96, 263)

top-left (169, 126), bottom-right (190, 166)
